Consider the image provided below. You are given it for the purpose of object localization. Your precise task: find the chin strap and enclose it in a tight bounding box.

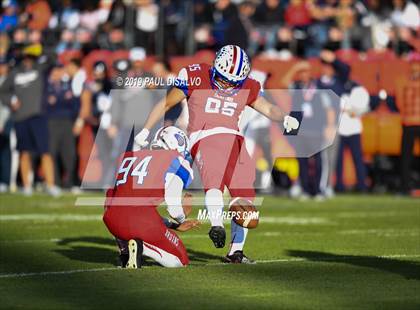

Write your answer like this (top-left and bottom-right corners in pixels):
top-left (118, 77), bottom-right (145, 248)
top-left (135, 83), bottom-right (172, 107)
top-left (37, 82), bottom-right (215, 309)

top-left (210, 67), bottom-right (246, 96)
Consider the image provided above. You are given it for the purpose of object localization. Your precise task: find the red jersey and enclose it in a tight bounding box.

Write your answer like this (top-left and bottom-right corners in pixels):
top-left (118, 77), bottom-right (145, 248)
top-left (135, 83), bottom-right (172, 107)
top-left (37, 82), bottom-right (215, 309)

top-left (176, 63), bottom-right (261, 146)
top-left (106, 149), bottom-right (193, 207)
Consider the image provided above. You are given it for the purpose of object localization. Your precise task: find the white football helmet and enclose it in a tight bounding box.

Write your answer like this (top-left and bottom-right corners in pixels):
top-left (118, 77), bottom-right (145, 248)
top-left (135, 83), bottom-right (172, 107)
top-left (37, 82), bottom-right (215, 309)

top-left (211, 45), bottom-right (251, 92)
top-left (150, 126), bottom-right (190, 156)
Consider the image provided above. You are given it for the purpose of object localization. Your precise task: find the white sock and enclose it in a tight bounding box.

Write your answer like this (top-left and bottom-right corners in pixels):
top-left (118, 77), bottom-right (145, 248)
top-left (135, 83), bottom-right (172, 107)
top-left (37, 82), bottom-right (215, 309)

top-left (228, 220), bottom-right (248, 255)
top-left (261, 170), bottom-right (272, 189)
top-left (205, 188), bottom-right (224, 227)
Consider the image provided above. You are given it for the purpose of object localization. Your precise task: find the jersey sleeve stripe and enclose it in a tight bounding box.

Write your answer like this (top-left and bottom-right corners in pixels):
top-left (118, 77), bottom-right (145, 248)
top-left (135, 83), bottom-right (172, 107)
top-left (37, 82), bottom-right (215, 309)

top-left (166, 157), bottom-right (193, 189)
top-left (175, 68), bottom-right (189, 96)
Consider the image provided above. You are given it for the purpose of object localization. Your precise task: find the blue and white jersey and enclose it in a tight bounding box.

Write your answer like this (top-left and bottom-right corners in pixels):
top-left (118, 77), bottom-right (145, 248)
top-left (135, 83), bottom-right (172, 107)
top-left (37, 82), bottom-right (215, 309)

top-left (165, 155), bottom-right (194, 189)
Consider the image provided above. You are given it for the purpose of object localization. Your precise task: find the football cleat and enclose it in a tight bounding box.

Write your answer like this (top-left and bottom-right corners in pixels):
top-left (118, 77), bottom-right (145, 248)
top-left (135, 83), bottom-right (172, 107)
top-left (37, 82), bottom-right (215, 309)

top-left (119, 253), bottom-right (129, 268)
top-left (223, 250), bottom-right (256, 264)
top-left (126, 239), bottom-right (143, 269)
top-left (208, 226), bottom-right (226, 248)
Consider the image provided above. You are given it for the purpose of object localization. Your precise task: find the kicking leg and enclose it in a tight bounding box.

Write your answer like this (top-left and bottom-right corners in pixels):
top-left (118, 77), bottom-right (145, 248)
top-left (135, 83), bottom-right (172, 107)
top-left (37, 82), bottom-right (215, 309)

top-left (225, 137), bottom-right (256, 263)
top-left (192, 135), bottom-right (236, 249)
top-left (224, 221), bottom-right (254, 264)
top-left (206, 188), bottom-right (226, 248)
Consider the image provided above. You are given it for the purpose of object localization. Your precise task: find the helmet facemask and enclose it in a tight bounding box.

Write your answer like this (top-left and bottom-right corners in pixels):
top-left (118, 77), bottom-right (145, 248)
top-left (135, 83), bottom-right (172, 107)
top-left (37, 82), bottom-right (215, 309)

top-left (211, 67), bottom-right (246, 96)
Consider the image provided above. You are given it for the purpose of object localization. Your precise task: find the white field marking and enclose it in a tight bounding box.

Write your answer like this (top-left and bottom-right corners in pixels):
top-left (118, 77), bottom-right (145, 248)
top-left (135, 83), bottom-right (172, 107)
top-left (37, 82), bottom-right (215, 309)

top-left (260, 232), bottom-right (282, 237)
top-left (218, 216), bottom-right (332, 225)
top-left (0, 267), bottom-right (119, 279)
top-left (0, 214), bottom-right (333, 226)
top-left (1, 227), bottom-right (418, 245)
top-left (336, 211), bottom-right (415, 218)
top-left (1, 254), bottom-right (420, 279)
top-left (258, 229), bottom-right (419, 238)
top-left (0, 233), bottom-right (283, 243)
top-left (3, 228), bottom-right (418, 245)
top-left (0, 201), bottom-right (76, 209)
top-left (0, 238), bottom-right (62, 244)
top-left (339, 228), bottom-right (420, 237)
top-left (259, 217), bottom-right (332, 225)
top-left (376, 254), bottom-right (420, 259)
top-left (255, 232), bottom-right (325, 237)
top-left (0, 214), bottom-right (102, 221)
top-left (75, 197), bottom-right (265, 207)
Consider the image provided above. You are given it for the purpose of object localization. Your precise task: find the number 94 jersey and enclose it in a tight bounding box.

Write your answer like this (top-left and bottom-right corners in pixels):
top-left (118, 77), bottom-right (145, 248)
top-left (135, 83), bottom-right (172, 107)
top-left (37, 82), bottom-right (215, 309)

top-left (106, 150), bottom-right (193, 207)
top-left (175, 63), bottom-right (261, 146)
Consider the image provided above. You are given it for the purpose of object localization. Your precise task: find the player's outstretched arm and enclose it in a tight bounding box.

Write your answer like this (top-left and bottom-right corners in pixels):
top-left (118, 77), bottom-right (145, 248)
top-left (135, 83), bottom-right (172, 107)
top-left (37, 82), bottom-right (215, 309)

top-left (161, 195), bottom-right (200, 232)
top-left (144, 87), bottom-right (186, 130)
top-left (250, 96), bottom-right (300, 133)
top-left (249, 96), bottom-right (285, 122)
top-left (176, 220), bottom-right (200, 232)
top-left (134, 88), bottom-right (186, 148)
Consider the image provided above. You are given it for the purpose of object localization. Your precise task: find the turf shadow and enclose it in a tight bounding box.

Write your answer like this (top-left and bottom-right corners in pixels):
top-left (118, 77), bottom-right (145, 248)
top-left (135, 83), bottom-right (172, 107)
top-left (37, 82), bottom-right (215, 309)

top-left (55, 236), bottom-right (117, 265)
top-left (54, 237), bottom-right (220, 266)
top-left (57, 236), bottom-right (115, 247)
top-left (186, 248), bottom-right (223, 263)
top-left (286, 250), bottom-right (420, 281)
top-left (54, 246), bottom-right (116, 265)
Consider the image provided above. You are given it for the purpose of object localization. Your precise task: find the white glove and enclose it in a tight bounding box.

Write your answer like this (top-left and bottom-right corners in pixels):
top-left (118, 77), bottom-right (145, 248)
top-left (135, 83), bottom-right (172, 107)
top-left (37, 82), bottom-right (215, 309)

top-left (283, 115), bottom-right (299, 133)
top-left (133, 128), bottom-right (150, 151)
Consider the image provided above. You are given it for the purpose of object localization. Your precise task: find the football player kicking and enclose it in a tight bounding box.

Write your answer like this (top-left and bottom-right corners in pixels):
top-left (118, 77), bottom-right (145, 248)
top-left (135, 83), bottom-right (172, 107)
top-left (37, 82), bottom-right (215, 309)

top-left (103, 126), bottom-right (200, 268)
top-left (134, 45), bottom-right (300, 263)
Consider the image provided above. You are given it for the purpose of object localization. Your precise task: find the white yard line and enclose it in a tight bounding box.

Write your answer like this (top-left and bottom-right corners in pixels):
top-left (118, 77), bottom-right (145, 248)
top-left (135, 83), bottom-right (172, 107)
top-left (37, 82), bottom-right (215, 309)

top-left (0, 267), bottom-right (119, 279)
top-left (0, 214), bottom-right (332, 225)
top-left (0, 214), bottom-right (101, 221)
top-left (339, 228), bottom-right (420, 237)
top-left (1, 254), bottom-right (419, 279)
top-left (2, 228), bottom-right (419, 244)
top-left (75, 197), bottom-right (266, 207)
top-left (336, 211), bottom-right (414, 218)
top-left (0, 238), bottom-right (62, 244)
top-left (3, 227), bottom-right (420, 244)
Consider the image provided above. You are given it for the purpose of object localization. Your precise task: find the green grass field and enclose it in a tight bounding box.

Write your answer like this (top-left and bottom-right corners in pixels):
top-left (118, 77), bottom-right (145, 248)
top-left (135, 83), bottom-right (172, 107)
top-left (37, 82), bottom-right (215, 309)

top-left (0, 193), bottom-right (419, 309)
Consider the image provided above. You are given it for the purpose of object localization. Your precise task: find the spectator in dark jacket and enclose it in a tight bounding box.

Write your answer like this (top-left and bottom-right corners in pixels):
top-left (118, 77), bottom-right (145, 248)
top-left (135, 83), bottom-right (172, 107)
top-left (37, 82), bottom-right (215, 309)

top-left (45, 65), bottom-right (78, 189)
top-left (225, 1), bottom-right (256, 51)
top-left (249, 0), bottom-right (284, 55)
top-left (0, 57), bottom-right (12, 192)
top-left (282, 60), bottom-right (337, 199)
top-left (81, 61), bottom-right (114, 188)
top-left (211, 0), bottom-right (239, 48)
top-left (317, 50), bottom-right (356, 195)
top-left (106, 0), bottom-right (128, 29)
top-left (2, 45), bottom-right (60, 196)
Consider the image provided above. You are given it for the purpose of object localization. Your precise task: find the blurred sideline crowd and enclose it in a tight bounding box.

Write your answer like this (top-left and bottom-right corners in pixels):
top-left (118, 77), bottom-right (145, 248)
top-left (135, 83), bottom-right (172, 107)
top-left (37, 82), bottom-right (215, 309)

top-left (0, 0), bottom-right (419, 198)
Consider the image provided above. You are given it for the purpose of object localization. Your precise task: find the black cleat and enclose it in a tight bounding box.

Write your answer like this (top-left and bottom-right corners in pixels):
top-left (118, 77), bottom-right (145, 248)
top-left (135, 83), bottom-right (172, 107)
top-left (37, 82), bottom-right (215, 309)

top-left (126, 239), bottom-right (143, 269)
top-left (223, 250), bottom-right (256, 264)
top-left (119, 253), bottom-right (129, 268)
top-left (208, 226), bottom-right (226, 248)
